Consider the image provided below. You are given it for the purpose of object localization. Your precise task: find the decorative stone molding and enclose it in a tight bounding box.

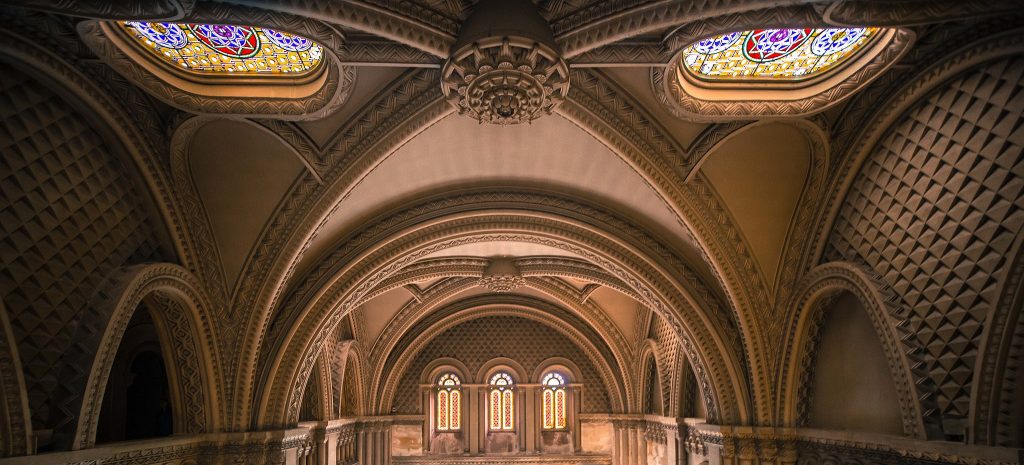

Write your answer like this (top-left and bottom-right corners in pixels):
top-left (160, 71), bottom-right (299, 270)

top-left (256, 189), bottom-right (746, 429)
top-left (373, 296), bottom-right (626, 416)
top-left (478, 258), bottom-right (526, 292)
top-left (196, 0), bottom-right (457, 57)
top-left (67, 263), bottom-right (222, 450)
top-left (359, 260), bottom-right (636, 404)
top-left (441, 37), bottom-right (570, 124)
top-left (3, 0), bottom-right (194, 20)
top-left (780, 261), bottom-right (936, 439)
top-left (440, 0), bottom-right (569, 125)
top-left (823, 0), bottom-right (1023, 26)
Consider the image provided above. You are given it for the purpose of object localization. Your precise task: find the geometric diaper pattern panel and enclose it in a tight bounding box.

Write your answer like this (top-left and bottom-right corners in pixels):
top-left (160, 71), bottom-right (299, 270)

top-left (0, 67), bottom-right (159, 429)
top-left (649, 315), bottom-right (679, 416)
top-left (830, 56), bottom-right (1024, 424)
top-left (393, 316), bottom-right (612, 414)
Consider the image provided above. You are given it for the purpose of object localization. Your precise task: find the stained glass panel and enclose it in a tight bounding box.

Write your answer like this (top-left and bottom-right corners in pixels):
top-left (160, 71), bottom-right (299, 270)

top-left (541, 372), bottom-right (567, 430)
top-left (680, 27), bottom-right (879, 81)
top-left (449, 391), bottom-right (460, 429)
top-left (119, 21), bottom-right (323, 76)
top-left (490, 390), bottom-right (501, 429)
top-left (437, 391), bottom-right (449, 430)
top-left (502, 390), bottom-right (514, 430)
top-left (436, 373), bottom-right (461, 431)
top-left (489, 372), bottom-right (514, 431)
top-left (555, 389), bottom-right (566, 429)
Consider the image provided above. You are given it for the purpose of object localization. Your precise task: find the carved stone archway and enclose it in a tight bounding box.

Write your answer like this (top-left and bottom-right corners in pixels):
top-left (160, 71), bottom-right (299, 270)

top-left (68, 263), bottom-right (222, 450)
top-left (779, 261), bottom-right (933, 439)
top-left (256, 190), bottom-right (750, 428)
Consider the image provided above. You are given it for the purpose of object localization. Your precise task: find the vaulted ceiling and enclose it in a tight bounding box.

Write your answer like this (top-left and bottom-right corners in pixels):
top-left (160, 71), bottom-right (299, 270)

top-left (0, 1), bottom-right (1022, 459)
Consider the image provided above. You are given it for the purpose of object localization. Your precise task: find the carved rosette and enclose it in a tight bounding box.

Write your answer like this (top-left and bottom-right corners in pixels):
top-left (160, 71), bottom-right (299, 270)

top-left (441, 37), bottom-right (569, 125)
top-left (478, 257), bottom-right (526, 292)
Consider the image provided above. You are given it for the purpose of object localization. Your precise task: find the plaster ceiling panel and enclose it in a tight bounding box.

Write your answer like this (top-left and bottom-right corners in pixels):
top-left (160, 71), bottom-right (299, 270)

top-left (297, 113), bottom-right (709, 281)
top-left (601, 67), bottom-right (709, 148)
top-left (698, 122), bottom-right (811, 289)
top-left (295, 66), bottom-right (408, 147)
top-left (588, 286), bottom-right (641, 342)
top-left (421, 242), bottom-right (578, 260)
top-left (356, 286), bottom-right (414, 344)
top-left (189, 119), bottom-right (304, 290)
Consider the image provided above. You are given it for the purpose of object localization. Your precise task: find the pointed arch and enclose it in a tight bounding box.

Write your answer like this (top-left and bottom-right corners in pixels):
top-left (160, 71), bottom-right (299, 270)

top-left (780, 261), bottom-right (932, 439)
top-left (68, 263), bottom-right (222, 450)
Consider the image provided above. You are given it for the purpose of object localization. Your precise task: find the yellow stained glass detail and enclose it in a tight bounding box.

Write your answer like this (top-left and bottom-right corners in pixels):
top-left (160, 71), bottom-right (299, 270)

top-left (680, 27), bottom-right (880, 81)
top-left (118, 21), bottom-right (323, 77)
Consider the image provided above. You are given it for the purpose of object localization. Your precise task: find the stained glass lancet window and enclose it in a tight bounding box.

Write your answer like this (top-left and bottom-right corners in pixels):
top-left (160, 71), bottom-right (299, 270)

top-left (118, 21), bottom-right (323, 76)
top-left (436, 373), bottom-right (461, 431)
top-left (680, 28), bottom-right (880, 81)
top-left (489, 372), bottom-right (515, 431)
top-left (541, 372), bottom-right (567, 430)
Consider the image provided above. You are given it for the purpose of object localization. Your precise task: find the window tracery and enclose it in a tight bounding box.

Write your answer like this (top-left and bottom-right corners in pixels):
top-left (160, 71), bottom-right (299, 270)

top-left (435, 373), bottom-right (461, 431)
top-left (680, 27), bottom-right (879, 81)
top-left (541, 372), bottom-right (567, 430)
top-left (489, 372), bottom-right (515, 431)
top-left (119, 21), bottom-right (323, 76)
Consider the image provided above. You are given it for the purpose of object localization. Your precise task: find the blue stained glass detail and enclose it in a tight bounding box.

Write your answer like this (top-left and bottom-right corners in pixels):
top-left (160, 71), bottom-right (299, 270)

top-left (125, 21), bottom-right (187, 49)
top-left (810, 28), bottom-right (870, 56)
top-left (262, 28), bottom-right (313, 52)
top-left (692, 32), bottom-right (740, 55)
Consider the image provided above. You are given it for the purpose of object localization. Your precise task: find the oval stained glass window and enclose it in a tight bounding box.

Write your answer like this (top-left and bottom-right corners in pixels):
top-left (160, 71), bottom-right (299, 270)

top-left (681, 27), bottom-right (880, 81)
top-left (119, 21), bottom-right (324, 76)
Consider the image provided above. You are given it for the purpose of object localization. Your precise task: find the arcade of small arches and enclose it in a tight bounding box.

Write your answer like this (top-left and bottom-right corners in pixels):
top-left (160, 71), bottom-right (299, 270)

top-left (0, 1), bottom-right (1022, 465)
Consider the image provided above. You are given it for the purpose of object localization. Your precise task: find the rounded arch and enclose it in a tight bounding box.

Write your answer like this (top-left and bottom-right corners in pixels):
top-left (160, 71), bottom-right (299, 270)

top-left (780, 261), bottom-right (930, 439)
top-left (478, 359), bottom-right (530, 386)
top-left (532, 357), bottom-right (583, 384)
top-left (258, 199), bottom-right (745, 428)
top-left (69, 263), bottom-right (222, 450)
top-left (421, 358), bottom-right (472, 387)
top-left (374, 296), bottom-right (627, 415)
top-left (358, 259), bottom-right (636, 409)
top-left (337, 342), bottom-right (366, 418)
top-left (256, 192), bottom-right (748, 427)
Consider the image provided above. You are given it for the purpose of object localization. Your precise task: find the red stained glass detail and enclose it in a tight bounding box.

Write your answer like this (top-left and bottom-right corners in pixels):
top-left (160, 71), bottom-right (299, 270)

top-left (450, 391), bottom-right (460, 429)
top-left (503, 390), bottom-right (514, 429)
top-left (490, 390), bottom-right (501, 429)
top-left (437, 391), bottom-right (448, 430)
top-left (555, 389), bottom-right (566, 429)
top-left (188, 24), bottom-right (261, 59)
top-left (742, 28), bottom-right (812, 62)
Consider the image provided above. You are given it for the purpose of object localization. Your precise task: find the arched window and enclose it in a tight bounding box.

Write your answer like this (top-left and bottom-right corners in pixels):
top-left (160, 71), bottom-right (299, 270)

top-left (118, 21), bottom-right (324, 77)
top-left (541, 372), bottom-right (567, 430)
top-left (435, 373), bottom-right (461, 431)
top-left (488, 372), bottom-right (515, 431)
top-left (680, 27), bottom-right (879, 81)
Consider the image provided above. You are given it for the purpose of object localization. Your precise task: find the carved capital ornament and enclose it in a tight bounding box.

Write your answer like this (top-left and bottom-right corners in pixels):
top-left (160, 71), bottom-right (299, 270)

top-left (441, 37), bottom-right (569, 124)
